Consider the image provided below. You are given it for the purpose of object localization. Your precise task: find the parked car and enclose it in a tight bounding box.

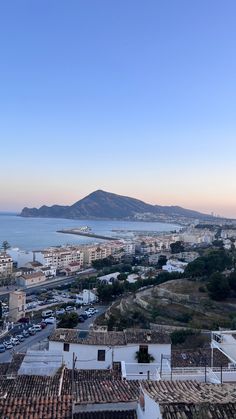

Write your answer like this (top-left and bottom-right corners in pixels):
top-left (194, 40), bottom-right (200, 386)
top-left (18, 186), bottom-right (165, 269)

top-left (56, 308), bottom-right (65, 316)
top-left (42, 310), bottom-right (54, 318)
top-left (40, 321), bottom-right (47, 329)
top-left (44, 317), bottom-right (56, 324)
top-left (81, 313), bottom-right (88, 320)
top-left (65, 306), bottom-right (75, 312)
top-left (32, 325), bottom-right (42, 332)
top-left (10, 338), bottom-right (20, 346)
top-left (23, 330), bottom-right (29, 338)
top-left (3, 342), bottom-right (13, 350)
top-left (28, 327), bottom-right (36, 336)
top-left (0, 344), bottom-right (6, 353)
top-left (84, 310), bottom-right (93, 317)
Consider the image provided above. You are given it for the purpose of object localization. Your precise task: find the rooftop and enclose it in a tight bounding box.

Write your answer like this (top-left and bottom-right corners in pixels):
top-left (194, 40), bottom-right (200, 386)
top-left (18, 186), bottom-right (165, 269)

top-left (160, 403), bottom-right (236, 419)
top-left (142, 380), bottom-right (236, 404)
top-left (49, 328), bottom-right (171, 345)
top-left (75, 380), bottom-right (139, 404)
top-left (0, 395), bottom-right (72, 419)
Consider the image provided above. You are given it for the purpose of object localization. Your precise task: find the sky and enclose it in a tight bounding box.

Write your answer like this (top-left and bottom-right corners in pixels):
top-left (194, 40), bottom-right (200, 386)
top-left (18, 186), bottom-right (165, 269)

top-left (0, 0), bottom-right (236, 217)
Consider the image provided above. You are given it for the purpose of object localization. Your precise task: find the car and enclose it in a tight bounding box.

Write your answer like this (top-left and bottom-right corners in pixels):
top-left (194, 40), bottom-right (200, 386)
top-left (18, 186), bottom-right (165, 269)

top-left (81, 313), bottom-right (88, 320)
top-left (44, 316), bottom-right (55, 324)
top-left (65, 306), bottom-right (74, 312)
top-left (84, 310), bottom-right (93, 317)
top-left (0, 344), bottom-right (6, 353)
top-left (28, 327), bottom-right (36, 336)
top-left (56, 308), bottom-right (65, 316)
top-left (40, 321), bottom-right (47, 329)
top-left (16, 334), bottom-right (24, 342)
top-left (23, 330), bottom-right (29, 338)
top-left (78, 315), bottom-right (85, 323)
top-left (4, 342), bottom-right (13, 350)
top-left (10, 338), bottom-right (20, 346)
top-left (32, 325), bottom-right (42, 332)
top-left (18, 317), bottom-right (30, 324)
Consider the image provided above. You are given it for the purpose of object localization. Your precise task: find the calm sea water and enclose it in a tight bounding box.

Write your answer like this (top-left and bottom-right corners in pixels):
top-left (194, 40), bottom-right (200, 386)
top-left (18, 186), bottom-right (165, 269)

top-left (0, 214), bottom-right (180, 251)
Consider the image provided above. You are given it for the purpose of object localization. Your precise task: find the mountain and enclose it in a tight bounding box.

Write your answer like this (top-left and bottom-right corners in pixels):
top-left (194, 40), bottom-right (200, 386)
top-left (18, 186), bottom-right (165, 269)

top-left (20, 189), bottom-right (216, 222)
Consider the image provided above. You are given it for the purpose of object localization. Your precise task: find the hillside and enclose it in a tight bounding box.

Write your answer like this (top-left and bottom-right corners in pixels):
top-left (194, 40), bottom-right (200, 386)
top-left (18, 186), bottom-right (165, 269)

top-left (20, 189), bottom-right (215, 221)
top-left (101, 279), bottom-right (236, 331)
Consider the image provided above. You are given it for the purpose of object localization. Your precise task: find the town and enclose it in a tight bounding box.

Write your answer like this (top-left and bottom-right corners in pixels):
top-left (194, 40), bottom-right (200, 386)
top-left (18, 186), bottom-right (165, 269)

top-left (1, 221), bottom-right (236, 417)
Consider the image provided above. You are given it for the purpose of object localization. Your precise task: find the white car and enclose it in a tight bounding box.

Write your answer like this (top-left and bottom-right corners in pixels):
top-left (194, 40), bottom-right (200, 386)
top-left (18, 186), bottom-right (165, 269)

top-left (56, 308), bottom-right (65, 315)
top-left (44, 317), bottom-right (56, 324)
top-left (32, 325), bottom-right (42, 332)
top-left (10, 338), bottom-right (20, 346)
top-left (4, 342), bottom-right (13, 350)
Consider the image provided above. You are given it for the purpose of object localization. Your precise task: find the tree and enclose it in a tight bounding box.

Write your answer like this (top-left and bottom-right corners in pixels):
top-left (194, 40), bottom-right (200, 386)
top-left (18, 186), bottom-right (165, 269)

top-left (58, 312), bottom-right (79, 328)
top-left (207, 273), bottom-right (230, 301)
top-left (1, 241), bottom-right (10, 253)
top-left (135, 350), bottom-right (155, 363)
top-left (157, 255), bottom-right (167, 269)
top-left (117, 273), bottom-right (127, 281)
top-left (228, 271), bottom-right (236, 292)
top-left (170, 241), bottom-right (185, 254)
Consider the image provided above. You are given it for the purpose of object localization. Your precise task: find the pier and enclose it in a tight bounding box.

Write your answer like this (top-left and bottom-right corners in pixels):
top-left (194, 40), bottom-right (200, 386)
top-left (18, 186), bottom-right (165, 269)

top-left (57, 229), bottom-right (116, 241)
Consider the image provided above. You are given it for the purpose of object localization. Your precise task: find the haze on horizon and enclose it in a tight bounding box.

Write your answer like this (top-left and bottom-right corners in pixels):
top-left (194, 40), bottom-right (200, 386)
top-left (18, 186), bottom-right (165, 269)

top-left (1, 1), bottom-right (236, 218)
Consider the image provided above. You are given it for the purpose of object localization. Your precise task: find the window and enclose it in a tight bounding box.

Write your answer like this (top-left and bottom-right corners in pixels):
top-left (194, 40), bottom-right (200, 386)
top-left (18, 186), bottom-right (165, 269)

top-left (97, 349), bottom-right (105, 361)
top-left (63, 343), bottom-right (70, 352)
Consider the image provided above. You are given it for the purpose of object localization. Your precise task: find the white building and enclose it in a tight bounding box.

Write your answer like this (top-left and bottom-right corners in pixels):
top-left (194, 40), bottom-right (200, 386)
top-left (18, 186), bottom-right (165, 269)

top-left (162, 259), bottom-right (187, 273)
top-left (76, 289), bottom-right (98, 305)
top-left (49, 328), bottom-right (171, 370)
top-left (0, 252), bottom-right (13, 277)
top-left (17, 271), bottom-right (46, 287)
top-left (36, 246), bottom-right (84, 269)
top-left (137, 380), bottom-right (236, 419)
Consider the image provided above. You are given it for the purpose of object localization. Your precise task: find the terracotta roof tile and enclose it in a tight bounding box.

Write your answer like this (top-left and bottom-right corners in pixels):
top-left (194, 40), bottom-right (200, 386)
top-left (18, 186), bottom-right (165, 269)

top-left (142, 381), bottom-right (236, 404)
top-left (50, 328), bottom-right (170, 345)
top-left (0, 395), bottom-right (72, 419)
top-left (75, 380), bottom-right (139, 404)
top-left (160, 402), bottom-right (236, 418)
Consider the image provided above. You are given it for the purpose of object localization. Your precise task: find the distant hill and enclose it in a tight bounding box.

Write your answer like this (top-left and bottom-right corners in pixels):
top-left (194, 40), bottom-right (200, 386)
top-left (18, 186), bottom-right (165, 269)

top-left (20, 189), bottom-right (217, 222)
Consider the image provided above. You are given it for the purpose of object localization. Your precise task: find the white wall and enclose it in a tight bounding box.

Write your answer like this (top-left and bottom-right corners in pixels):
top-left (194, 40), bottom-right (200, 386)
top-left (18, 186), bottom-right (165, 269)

top-left (49, 341), bottom-right (113, 369)
top-left (137, 392), bottom-right (161, 419)
top-left (49, 341), bottom-right (171, 370)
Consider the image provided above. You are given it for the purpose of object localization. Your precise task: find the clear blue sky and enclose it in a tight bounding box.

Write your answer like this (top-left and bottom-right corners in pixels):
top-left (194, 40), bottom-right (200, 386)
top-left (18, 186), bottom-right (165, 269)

top-left (1, 1), bottom-right (236, 216)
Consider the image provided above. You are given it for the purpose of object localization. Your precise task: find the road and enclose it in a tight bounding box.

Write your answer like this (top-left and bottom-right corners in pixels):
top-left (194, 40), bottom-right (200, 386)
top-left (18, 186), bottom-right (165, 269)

top-left (0, 268), bottom-right (97, 299)
top-left (0, 305), bottom-right (107, 363)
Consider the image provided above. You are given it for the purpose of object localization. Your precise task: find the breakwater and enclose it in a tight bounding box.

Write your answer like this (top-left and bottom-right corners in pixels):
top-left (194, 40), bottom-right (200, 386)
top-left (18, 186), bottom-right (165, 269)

top-left (57, 229), bottom-right (116, 241)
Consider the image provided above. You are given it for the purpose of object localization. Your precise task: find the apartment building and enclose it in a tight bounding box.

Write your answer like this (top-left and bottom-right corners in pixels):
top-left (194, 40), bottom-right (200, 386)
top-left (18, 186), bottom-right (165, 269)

top-left (83, 244), bottom-right (112, 266)
top-left (36, 246), bottom-right (84, 269)
top-left (0, 252), bottom-right (13, 277)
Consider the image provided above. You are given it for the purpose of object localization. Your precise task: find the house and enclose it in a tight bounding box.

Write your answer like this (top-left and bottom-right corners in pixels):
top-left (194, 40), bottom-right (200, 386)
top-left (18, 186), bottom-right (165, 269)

top-left (61, 262), bottom-right (82, 276)
top-left (16, 271), bottom-right (46, 287)
top-left (137, 380), bottom-right (236, 419)
top-left (76, 289), bottom-right (98, 305)
top-left (49, 328), bottom-right (171, 370)
top-left (126, 274), bottom-right (139, 284)
top-left (162, 259), bottom-right (187, 273)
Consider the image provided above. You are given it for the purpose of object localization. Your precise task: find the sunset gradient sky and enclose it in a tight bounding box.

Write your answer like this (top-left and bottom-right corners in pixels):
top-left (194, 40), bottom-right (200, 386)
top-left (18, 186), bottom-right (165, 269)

top-left (1, 1), bottom-right (236, 217)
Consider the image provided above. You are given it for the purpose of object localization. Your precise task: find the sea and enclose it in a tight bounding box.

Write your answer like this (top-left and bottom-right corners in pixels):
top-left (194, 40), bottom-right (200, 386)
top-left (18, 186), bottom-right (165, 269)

top-left (0, 213), bottom-right (181, 251)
